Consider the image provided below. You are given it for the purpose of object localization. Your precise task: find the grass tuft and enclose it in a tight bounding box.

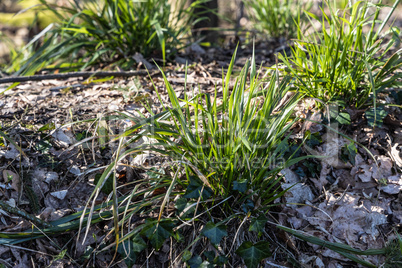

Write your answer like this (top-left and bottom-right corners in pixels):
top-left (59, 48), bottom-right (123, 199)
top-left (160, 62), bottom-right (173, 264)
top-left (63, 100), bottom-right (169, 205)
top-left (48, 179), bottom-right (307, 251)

top-left (278, 0), bottom-right (402, 109)
top-left (10, 0), bottom-right (207, 75)
top-left (244, 0), bottom-right (311, 40)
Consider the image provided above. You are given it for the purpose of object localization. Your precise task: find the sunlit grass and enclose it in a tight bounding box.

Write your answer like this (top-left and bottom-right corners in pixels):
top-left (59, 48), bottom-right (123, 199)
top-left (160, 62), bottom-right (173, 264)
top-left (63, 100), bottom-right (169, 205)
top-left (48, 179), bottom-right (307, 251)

top-left (9, 0), bottom-right (207, 75)
top-left (244, 0), bottom-right (311, 40)
top-left (278, 0), bottom-right (402, 109)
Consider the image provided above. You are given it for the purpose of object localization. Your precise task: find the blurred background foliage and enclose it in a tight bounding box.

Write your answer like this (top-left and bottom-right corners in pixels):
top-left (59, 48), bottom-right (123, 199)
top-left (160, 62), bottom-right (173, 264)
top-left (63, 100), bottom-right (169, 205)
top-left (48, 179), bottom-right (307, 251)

top-left (0, 0), bottom-right (401, 71)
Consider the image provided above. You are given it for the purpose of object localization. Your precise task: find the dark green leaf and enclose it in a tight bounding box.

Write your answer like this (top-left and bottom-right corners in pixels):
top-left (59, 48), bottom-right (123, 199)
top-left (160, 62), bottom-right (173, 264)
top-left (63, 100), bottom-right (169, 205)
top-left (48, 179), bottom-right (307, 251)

top-left (140, 219), bottom-right (175, 251)
top-left (236, 241), bottom-right (272, 268)
top-left (201, 222), bottom-right (228, 245)
top-left (146, 167), bottom-right (165, 179)
top-left (335, 112), bottom-right (351, 125)
top-left (341, 142), bottom-right (357, 165)
top-left (202, 250), bottom-right (228, 265)
top-left (233, 179), bottom-right (248, 193)
top-left (75, 131), bottom-right (89, 141)
top-left (183, 176), bottom-right (213, 199)
top-left (35, 140), bottom-right (52, 153)
top-left (294, 167), bottom-right (306, 178)
top-left (188, 255), bottom-right (202, 268)
top-left (214, 255), bottom-right (228, 265)
top-left (305, 131), bottom-right (322, 147)
top-left (182, 250), bottom-right (192, 262)
top-left (365, 107), bottom-right (388, 127)
top-left (203, 251), bottom-right (215, 262)
top-left (117, 240), bottom-right (138, 267)
top-left (303, 161), bottom-right (321, 178)
top-left (241, 199), bottom-right (254, 213)
top-left (38, 123), bottom-right (55, 132)
top-left (131, 234), bottom-right (147, 253)
top-left (175, 198), bottom-right (196, 218)
top-left (391, 90), bottom-right (402, 105)
top-left (249, 215), bottom-right (268, 234)
top-left (332, 100), bottom-right (347, 109)
top-left (94, 173), bottom-right (113, 195)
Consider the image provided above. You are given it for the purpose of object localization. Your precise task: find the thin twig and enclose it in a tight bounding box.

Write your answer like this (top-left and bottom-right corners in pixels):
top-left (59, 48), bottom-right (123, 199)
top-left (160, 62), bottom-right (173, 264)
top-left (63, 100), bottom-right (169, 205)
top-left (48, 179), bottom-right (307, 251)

top-left (0, 70), bottom-right (154, 85)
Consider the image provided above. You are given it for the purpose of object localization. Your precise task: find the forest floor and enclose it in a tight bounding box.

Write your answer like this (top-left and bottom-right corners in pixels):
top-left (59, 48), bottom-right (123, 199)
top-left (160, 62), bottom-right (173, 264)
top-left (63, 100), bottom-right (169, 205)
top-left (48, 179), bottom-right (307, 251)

top-left (0, 1), bottom-right (402, 267)
top-left (0, 40), bottom-right (401, 267)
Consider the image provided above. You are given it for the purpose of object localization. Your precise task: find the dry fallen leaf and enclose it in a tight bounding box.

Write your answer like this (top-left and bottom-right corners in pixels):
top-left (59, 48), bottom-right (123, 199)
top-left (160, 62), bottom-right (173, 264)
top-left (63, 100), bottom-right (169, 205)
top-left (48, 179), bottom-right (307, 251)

top-left (50, 190), bottom-right (68, 200)
top-left (0, 144), bottom-right (20, 159)
top-left (380, 174), bottom-right (402, 194)
top-left (389, 143), bottom-right (402, 168)
top-left (51, 127), bottom-right (76, 148)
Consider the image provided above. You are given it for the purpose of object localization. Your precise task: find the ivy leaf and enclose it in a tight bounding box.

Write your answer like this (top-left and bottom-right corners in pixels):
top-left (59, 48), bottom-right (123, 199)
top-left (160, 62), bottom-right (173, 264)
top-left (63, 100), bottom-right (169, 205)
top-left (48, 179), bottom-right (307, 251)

top-left (35, 139), bottom-right (52, 153)
top-left (131, 234), bottom-right (147, 253)
top-left (214, 255), bottom-right (228, 265)
top-left (75, 130), bottom-right (90, 141)
top-left (330, 110), bottom-right (351, 125)
top-left (203, 251), bottom-right (228, 266)
top-left (187, 255), bottom-right (202, 268)
top-left (341, 142), bottom-right (357, 165)
top-left (175, 198), bottom-right (196, 218)
top-left (365, 106), bottom-right (388, 128)
top-left (203, 251), bottom-right (215, 262)
top-left (249, 215), bottom-right (268, 234)
top-left (303, 161), bottom-right (321, 178)
top-left (233, 179), bottom-right (248, 193)
top-left (146, 167), bottom-right (165, 179)
top-left (294, 167), bottom-right (306, 178)
top-left (187, 258), bottom-right (213, 268)
top-left (335, 112), bottom-right (351, 125)
top-left (183, 176), bottom-right (213, 199)
top-left (140, 219), bottom-right (175, 250)
top-left (305, 131), bottom-right (322, 147)
top-left (117, 240), bottom-right (138, 267)
top-left (241, 199), bottom-right (254, 213)
top-left (201, 221), bottom-right (228, 245)
top-left (236, 241), bottom-right (272, 268)
top-left (182, 250), bottom-right (192, 262)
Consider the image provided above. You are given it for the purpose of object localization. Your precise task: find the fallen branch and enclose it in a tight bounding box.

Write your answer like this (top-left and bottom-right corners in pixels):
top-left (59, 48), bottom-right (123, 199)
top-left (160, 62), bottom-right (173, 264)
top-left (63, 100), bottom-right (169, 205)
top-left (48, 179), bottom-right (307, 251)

top-left (0, 70), bottom-right (153, 85)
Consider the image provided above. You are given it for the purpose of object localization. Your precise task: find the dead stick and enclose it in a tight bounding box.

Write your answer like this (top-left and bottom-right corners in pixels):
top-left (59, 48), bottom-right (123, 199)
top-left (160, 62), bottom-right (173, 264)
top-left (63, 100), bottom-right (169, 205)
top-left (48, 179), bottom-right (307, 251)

top-left (0, 70), bottom-right (153, 85)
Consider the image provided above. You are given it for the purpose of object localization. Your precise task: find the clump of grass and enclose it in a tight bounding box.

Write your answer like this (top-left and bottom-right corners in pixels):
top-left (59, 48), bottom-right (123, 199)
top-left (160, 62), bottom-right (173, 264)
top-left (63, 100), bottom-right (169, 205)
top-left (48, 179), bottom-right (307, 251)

top-left (12, 0), bottom-right (206, 76)
top-left (143, 50), bottom-right (301, 212)
top-left (278, 0), bottom-right (402, 109)
top-left (244, 0), bottom-right (311, 40)
top-left (84, 49), bottom-right (304, 266)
